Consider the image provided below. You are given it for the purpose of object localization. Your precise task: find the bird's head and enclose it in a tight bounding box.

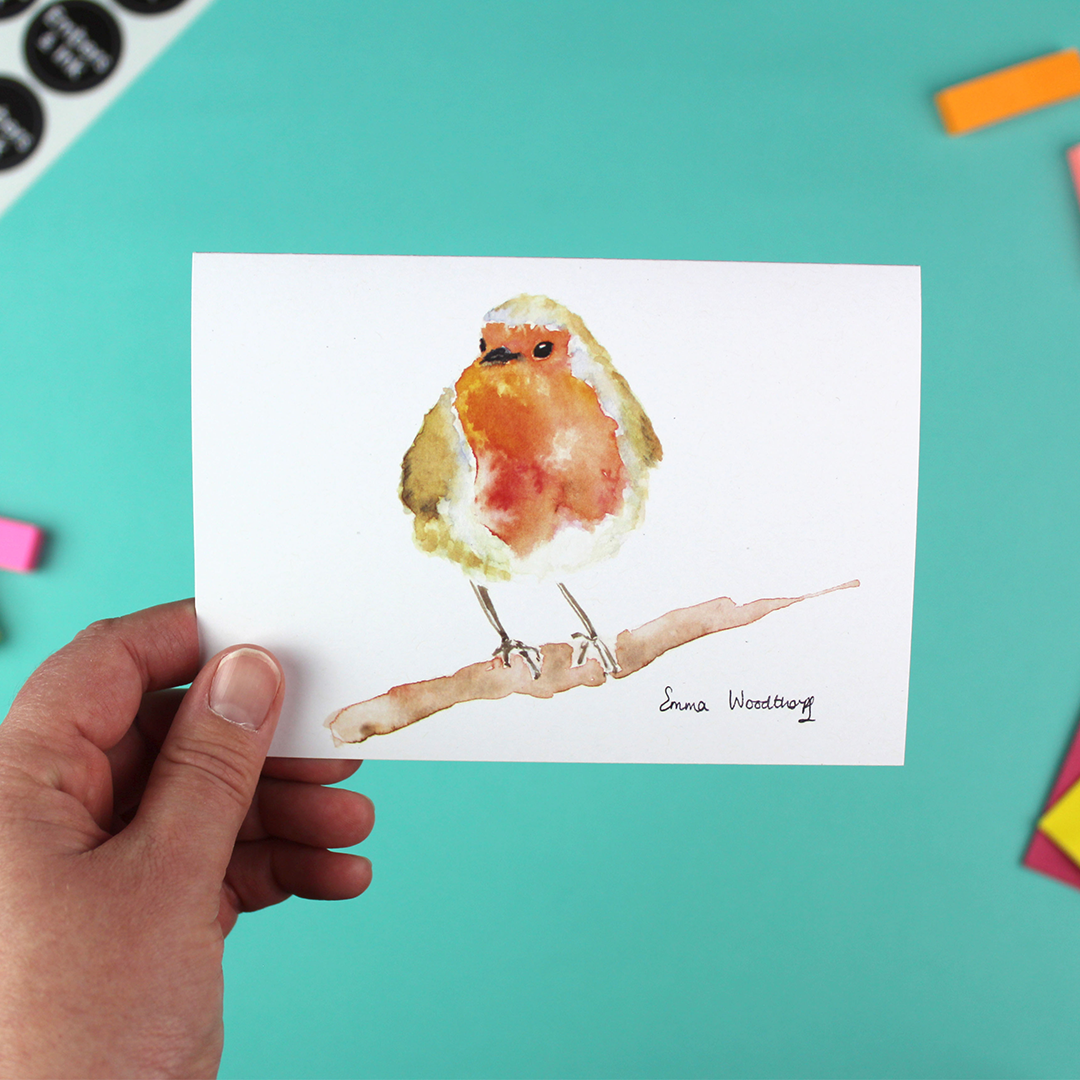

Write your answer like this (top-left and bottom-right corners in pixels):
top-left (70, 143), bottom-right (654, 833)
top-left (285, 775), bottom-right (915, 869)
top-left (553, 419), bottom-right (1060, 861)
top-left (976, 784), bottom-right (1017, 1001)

top-left (460, 294), bottom-right (616, 388)
top-left (474, 322), bottom-right (573, 372)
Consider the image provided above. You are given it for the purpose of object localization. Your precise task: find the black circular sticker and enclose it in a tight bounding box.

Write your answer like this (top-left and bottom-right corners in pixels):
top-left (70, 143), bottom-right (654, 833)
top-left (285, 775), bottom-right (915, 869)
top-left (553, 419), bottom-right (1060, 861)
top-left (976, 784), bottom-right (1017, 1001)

top-left (24, 2), bottom-right (122, 93)
top-left (114, 0), bottom-right (187, 11)
top-left (0, 0), bottom-right (36, 20)
top-left (0, 78), bottom-right (44, 170)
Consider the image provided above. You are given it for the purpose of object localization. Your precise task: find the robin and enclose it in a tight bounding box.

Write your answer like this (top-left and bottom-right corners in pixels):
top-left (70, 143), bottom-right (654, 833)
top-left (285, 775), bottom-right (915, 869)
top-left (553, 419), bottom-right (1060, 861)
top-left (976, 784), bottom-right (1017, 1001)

top-left (401, 294), bottom-right (662, 677)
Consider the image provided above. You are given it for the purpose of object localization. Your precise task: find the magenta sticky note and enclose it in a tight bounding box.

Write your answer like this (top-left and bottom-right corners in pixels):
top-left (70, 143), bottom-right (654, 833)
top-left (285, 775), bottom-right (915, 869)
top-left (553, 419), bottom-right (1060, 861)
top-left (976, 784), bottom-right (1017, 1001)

top-left (1024, 718), bottom-right (1080, 890)
top-left (0, 517), bottom-right (44, 573)
top-left (1069, 144), bottom-right (1080, 208)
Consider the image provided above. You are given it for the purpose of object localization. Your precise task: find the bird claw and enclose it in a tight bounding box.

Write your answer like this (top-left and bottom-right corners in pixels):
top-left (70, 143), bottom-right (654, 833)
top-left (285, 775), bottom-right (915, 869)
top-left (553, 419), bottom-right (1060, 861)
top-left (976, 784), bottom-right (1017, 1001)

top-left (493, 640), bottom-right (544, 680)
top-left (571, 632), bottom-right (620, 675)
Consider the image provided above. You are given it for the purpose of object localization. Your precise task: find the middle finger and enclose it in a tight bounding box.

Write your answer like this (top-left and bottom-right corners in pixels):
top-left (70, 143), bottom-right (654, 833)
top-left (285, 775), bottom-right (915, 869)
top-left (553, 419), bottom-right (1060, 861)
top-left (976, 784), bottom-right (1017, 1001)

top-left (237, 776), bottom-right (375, 848)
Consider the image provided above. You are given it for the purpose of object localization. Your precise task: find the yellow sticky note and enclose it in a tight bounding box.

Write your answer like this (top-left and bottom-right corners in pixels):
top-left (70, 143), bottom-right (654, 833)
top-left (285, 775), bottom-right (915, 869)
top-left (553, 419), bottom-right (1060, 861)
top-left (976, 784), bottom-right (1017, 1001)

top-left (935, 48), bottom-right (1080, 135)
top-left (1039, 779), bottom-right (1080, 866)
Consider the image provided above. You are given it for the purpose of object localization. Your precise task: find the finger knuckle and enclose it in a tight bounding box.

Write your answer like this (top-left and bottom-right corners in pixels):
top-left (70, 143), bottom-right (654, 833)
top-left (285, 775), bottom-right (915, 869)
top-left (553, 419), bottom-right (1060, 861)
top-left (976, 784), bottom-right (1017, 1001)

top-left (76, 618), bottom-right (150, 681)
top-left (78, 616), bottom-right (120, 639)
top-left (160, 733), bottom-right (255, 812)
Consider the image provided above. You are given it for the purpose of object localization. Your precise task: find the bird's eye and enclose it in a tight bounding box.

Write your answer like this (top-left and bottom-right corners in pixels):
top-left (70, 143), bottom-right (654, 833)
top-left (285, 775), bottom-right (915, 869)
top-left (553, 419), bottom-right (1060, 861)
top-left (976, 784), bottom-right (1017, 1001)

top-left (533, 341), bottom-right (554, 358)
top-left (479, 338), bottom-right (486, 353)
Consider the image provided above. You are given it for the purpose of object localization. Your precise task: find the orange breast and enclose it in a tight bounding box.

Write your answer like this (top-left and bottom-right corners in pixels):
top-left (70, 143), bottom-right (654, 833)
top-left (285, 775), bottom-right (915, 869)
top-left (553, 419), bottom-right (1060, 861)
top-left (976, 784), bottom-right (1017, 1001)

top-left (455, 361), bottom-right (626, 556)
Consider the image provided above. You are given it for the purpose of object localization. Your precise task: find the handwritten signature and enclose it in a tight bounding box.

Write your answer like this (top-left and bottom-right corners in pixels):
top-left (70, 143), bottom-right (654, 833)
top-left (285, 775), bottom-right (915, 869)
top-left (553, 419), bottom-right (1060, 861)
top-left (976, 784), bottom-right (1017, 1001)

top-left (728, 690), bottom-right (815, 723)
top-left (659, 686), bottom-right (709, 713)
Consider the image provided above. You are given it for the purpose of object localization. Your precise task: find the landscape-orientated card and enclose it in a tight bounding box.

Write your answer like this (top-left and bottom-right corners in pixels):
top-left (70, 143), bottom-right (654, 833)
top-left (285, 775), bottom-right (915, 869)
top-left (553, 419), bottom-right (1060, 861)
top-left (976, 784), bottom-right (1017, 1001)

top-left (192, 254), bottom-right (920, 764)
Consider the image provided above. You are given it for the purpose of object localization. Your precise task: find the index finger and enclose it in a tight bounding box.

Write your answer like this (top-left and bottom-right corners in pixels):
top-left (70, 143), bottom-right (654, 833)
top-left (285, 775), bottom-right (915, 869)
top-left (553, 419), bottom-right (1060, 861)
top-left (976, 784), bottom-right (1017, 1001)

top-left (261, 758), bottom-right (362, 784)
top-left (4, 599), bottom-right (200, 754)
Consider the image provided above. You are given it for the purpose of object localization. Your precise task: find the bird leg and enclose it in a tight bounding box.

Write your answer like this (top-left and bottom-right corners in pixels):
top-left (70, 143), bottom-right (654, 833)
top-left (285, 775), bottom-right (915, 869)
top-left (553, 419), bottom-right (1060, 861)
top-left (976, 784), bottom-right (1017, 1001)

top-left (471, 582), bottom-right (543, 680)
top-left (557, 583), bottom-right (620, 674)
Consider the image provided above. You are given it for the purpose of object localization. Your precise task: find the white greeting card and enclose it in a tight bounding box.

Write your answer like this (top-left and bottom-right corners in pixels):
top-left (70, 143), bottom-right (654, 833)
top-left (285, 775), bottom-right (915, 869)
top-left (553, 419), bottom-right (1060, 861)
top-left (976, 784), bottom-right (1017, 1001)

top-left (192, 254), bottom-right (920, 764)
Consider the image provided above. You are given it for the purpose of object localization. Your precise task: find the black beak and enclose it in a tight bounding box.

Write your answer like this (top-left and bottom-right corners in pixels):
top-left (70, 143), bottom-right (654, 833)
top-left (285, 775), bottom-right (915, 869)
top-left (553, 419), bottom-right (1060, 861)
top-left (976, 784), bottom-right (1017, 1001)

top-left (480, 346), bottom-right (522, 365)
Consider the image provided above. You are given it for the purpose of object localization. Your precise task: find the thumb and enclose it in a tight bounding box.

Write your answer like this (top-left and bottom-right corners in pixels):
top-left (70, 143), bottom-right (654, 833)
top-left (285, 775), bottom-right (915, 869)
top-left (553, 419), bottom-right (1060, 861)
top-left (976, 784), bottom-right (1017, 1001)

top-left (130, 646), bottom-right (284, 885)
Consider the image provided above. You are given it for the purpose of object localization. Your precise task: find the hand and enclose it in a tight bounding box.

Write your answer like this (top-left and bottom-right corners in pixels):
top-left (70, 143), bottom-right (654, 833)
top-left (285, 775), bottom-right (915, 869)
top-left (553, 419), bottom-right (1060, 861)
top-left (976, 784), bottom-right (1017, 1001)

top-left (0, 600), bottom-right (373, 1079)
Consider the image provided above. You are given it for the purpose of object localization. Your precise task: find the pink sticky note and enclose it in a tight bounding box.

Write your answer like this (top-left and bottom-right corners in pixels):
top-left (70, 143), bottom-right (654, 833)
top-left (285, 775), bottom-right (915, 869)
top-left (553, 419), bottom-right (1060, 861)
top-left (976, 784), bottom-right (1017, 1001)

top-left (1024, 718), bottom-right (1080, 890)
top-left (0, 517), bottom-right (44, 573)
top-left (1069, 144), bottom-right (1080, 208)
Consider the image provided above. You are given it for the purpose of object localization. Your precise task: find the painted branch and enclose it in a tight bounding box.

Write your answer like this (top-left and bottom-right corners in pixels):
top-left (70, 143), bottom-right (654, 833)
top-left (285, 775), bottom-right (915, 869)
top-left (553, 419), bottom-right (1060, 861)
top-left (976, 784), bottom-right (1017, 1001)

top-left (326, 579), bottom-right (860, 746)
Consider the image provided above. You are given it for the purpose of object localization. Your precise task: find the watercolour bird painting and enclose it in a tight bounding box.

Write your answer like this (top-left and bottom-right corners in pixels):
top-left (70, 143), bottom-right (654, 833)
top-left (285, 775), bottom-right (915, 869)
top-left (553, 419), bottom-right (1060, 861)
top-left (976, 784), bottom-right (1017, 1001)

top-left (192, 254), bottom-right (921, 765)
top-left (400, 294), bottom-right (662, 678)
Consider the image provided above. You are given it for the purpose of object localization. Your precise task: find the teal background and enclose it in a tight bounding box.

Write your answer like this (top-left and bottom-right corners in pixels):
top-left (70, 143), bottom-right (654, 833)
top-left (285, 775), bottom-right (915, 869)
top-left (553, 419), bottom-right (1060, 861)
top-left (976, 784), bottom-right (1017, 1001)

top-left (2, 1), bottom-right (1080, 1076)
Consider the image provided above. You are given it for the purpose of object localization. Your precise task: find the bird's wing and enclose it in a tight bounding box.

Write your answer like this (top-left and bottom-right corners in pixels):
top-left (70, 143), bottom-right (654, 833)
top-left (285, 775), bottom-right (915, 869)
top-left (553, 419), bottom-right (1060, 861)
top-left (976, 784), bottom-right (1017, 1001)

top-left (400, 387), bottom-right (460, 521)
top-left (609, 366), bottom-right (663, 468)
top-left (400, 388), bottom-right (497, 577)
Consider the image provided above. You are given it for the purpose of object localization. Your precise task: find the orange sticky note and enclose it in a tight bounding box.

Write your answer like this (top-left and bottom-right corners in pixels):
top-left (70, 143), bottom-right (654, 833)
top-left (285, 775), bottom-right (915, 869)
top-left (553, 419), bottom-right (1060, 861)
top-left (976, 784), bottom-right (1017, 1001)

top-left (935, 48), bottom-right (1080, 135)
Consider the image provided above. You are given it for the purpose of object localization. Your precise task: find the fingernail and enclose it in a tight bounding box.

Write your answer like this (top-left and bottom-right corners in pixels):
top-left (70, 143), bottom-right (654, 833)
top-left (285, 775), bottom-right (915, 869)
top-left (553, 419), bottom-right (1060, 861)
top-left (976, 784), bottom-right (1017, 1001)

top-left (209, 648), bottom-right (281, 730)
